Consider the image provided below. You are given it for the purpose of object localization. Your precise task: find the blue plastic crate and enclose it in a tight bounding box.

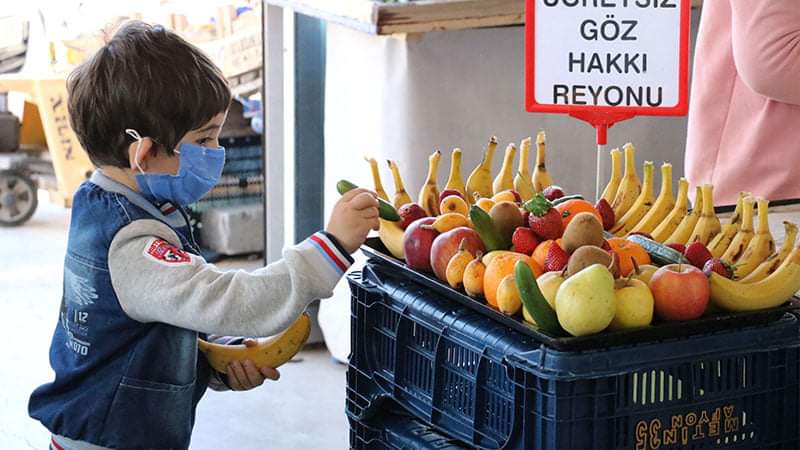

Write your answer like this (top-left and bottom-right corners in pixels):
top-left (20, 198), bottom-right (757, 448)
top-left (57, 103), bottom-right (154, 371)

top-left (350, 407), bottom-right (467, 450)
top-left (347, 263), bottom-right (800, 450)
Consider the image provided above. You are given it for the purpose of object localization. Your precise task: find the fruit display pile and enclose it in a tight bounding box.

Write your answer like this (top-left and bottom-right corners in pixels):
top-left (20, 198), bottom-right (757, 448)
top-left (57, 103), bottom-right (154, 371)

top-left (347, 132), bottom-right (800, 338)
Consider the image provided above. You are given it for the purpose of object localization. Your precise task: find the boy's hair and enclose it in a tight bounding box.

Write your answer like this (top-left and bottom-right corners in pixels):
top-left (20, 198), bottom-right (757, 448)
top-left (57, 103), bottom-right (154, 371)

top-left (67, 21), bottom-right (231, 168)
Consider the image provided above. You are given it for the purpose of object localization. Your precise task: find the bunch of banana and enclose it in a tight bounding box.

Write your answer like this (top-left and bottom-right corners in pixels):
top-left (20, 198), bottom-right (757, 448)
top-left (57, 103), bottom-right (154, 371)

top-left (387, 160), bottom-right (413, 209)
top-left (686, 184), bottom-right (721, 245)
top-left (609, 144), bottom-right (641, 220)
top-left (418, 150), bottom-right (442, 216)
top-left (629, 162), bottom-right (675, 235)
top-left (364, 157), bottom-right (406, 259)
top-left (740, 221), bottom-right (798, 283)
top-left (720, 196), bottom-right (755, 263)
top-left (493, 143), bottom-right (517, 195)
top-left (707, 192), bottom-right (748, 258)
top-left (730, 197), bottom-right (774, 279)
top-left (514, 137), bottom-right (534, 201)
top-left (709, 241), bottom-right (800, 312)
top-left (198, 313), bottom-right (311, 372)
top-left (444, 148), bottom-right (466, 197)
top-left (600, 147), bottom-right (622, 204)
top-left (364, 156), bottom-right (389, 201)
top-left (612, 161), bottom-right (655, 236)
top-left (532, 131), bottom-right (555, 192)
top-left (651, 178), bottom-right (689, 243)
top-left (466, 136), bottom-right (498, 204)
top-left (665, 185), bottom-right (704, 245)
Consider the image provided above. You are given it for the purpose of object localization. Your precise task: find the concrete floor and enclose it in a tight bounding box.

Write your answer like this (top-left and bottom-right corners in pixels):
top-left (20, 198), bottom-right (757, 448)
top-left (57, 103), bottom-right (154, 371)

top-left (0, 193), bottom-right (349, 450)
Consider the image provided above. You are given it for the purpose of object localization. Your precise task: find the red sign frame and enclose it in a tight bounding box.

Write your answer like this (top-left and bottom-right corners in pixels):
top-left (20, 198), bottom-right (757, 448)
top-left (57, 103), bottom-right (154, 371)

top-left (525, 0), bottom-right (691, 142)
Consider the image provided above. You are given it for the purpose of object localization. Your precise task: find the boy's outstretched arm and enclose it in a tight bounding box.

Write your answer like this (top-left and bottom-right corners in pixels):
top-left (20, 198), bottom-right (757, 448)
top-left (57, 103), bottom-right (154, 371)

top-left (107, 188), bottom-right (378, 337)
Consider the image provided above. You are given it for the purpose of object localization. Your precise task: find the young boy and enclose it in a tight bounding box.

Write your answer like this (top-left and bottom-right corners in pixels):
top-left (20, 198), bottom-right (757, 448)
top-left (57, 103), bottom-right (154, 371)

top-left (28, 21), bottom-right (379, 450)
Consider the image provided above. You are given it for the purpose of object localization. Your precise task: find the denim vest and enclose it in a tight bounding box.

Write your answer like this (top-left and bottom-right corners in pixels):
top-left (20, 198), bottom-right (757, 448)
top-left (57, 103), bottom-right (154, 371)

top-left (29, 171), bottom-right (212, 450)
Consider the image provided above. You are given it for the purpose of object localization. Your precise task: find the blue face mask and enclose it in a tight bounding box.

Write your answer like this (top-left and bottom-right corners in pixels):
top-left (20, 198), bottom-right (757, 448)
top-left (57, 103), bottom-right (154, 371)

top-left (126, 129), bottom-right (226, 206)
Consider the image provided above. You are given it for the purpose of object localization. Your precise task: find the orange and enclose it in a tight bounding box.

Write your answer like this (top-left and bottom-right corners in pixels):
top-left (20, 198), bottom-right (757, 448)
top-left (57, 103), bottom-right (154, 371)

top-left (484, 253), bottom-right (542, 308)
top-left (532, 239), bottom-right (563, 269)
top-left (556, 199), bottom-right (602, 229)
top-left (607, 238), bottom-right (651, 277)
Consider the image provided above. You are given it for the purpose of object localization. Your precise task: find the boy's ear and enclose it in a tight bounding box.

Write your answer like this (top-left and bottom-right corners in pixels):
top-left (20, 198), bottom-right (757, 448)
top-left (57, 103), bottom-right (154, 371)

top-left (127, 138), bottom-right (156, 171)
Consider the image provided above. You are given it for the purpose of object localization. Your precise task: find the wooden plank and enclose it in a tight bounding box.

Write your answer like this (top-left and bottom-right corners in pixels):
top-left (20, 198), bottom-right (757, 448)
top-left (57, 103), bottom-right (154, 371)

top-left (377, 0), bottom-right (524, 34)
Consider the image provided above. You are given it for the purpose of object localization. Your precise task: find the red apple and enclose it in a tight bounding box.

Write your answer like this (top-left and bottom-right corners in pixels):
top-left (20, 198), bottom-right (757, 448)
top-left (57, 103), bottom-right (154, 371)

top-left (438, 189), bottom-right (465, 203)
top-left (430, 227), bottom-right (486, 281)
top-left (649, 264), bottom-right (710, 321)
top-left (403, 217), bottom-right (438, 272)
top-left (542, 185), bottom-right (565, 201)
top-left (398, 203), bottom-right (427, 230)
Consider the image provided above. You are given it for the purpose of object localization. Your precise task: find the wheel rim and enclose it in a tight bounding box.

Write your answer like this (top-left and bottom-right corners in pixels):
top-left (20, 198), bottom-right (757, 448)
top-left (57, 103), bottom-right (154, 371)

top-left (0, 174), bottom-right (36, 223)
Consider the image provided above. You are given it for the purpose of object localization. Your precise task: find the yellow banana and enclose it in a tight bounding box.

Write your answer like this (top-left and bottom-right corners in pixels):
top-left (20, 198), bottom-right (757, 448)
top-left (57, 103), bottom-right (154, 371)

top-left (387, 160), bottom-right (413, 209)
top-left (630, 162), bottom-right (675, 235)
top-left (493, 143), bottom-right (517, 195)
top-left (709, 242), bottom-right (800, 312)
top-left (198, 313), bottom-right (311, 372)
top-left (612, 161), bottom-right (655, 236)
top-left (600, 147), bottom-right (622, 204)
top-left (652, 177), bottom-right (689, 243)
top-left (687, 184), bottom-right (721, 245)
top-left (445, 148), bottom-right (466, 197)
top-left (514, 137), bottom-right (534, 201)
top-left (378, 218), bottom-right (406, 259)
top-left (466, 136), bottom-right (498, 204)
top-left (665, 185), bottom-right (704, 245)
top-left (708, 192), bottom-right (748, 258)
top-left (721, 196), bottom-right (755, 263)
top-left (611, 143), bottom-right (641, 220)
top-left (740, 221), bottom-right (798, 283)
top-left (432, 213), bottom-right (472, 233)
top-left (364, 156), bottom-right (389, 201)
top-left (732, 197), bottom-right (774, 279)
top-left (418, 150), bottom-right (442, 216)
top-left (532, 131), bottom-right (554, 192)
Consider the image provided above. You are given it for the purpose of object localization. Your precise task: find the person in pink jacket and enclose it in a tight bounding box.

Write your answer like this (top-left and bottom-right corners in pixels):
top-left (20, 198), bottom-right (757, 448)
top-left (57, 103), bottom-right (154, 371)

top-left (685, 0), bottom-right (800, 206)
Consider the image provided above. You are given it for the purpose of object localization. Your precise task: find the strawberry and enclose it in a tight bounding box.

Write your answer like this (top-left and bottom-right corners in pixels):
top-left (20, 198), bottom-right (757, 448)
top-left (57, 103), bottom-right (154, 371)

top-left (544, 242), bottom-right (569, 272)
top-left (601, 239), bottom-right (612, 251)
top-left (666, 243), bottom-right (686, 254)
top-left (512, 227), bottom-right (540, 255)
top-left (594, 198), bottom-right (615, 231)
top-left (525, 193), bottom-right (563, 240)
top-left (684, 242), bottom-right (713, 269)
top-left (703, 258), bottom-right (734, 279)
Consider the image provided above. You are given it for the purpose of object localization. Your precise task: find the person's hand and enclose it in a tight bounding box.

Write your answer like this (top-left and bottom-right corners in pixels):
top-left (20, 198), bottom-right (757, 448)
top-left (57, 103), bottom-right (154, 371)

top-left (326, 187), bottom-right (380, 254)
top-left (225, 339), bottom-right (280, 391)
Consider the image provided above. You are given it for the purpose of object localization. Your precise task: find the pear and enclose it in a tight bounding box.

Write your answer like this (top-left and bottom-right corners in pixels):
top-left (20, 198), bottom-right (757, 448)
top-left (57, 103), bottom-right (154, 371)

top-left (555, 264), bottom-right (616, 336)
top-left (608, 277), bottom-right (654, 331)
top-left (523, 270), bottom-right (564, 325)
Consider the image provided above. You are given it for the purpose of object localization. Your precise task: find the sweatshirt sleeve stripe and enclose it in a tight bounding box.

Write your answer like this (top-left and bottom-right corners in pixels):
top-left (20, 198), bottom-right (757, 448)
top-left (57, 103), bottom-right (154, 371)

top-left (309, 233), bottom-right (350, 274)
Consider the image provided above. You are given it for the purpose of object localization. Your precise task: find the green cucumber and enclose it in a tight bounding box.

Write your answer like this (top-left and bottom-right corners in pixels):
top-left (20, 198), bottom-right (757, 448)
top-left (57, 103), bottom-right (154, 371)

top-left (336, 179), bottom-right (400, 222)
top-left (626, 234), bottom-right (690, 266)
top-left (469, 205), bottom-right (509, 251)
top-left (550, 194), bottom-right (584, 206)
top-left (515, 261), bottom-right (562, 335)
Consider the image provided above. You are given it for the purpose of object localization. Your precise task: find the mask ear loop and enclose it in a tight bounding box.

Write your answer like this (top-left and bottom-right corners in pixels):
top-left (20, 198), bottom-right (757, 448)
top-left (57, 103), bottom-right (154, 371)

top-left (125, 129), bottom-right (145, 173)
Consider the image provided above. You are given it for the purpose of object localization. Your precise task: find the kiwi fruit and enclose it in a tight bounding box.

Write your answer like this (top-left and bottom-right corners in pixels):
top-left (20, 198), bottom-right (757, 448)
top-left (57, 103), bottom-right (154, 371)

top-left (567, 245), bottom-right (618, 278)
top-left (489, 201), bottom-right (524, 243)
top-left (561, 212), bottom-right (604, 254)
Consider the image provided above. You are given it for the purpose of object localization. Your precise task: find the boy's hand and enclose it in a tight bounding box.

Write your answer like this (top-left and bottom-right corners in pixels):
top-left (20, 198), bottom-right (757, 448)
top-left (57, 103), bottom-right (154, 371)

top-left (326, 187), bottom-right (380, 254)
top-left (225, 339), bottom-right (280, 391)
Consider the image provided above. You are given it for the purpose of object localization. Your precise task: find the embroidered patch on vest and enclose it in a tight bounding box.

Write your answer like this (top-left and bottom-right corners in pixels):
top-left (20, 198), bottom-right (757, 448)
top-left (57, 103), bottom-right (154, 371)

top-left (144, 239), bottom-right (192, 265)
